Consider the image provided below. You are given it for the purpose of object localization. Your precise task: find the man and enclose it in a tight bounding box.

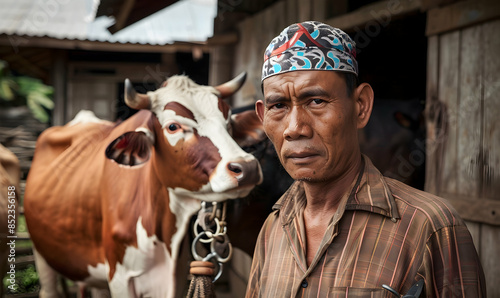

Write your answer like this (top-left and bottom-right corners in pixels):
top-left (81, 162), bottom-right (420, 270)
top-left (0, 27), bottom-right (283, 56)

top-left (246, 21), bottom-right (485, 297)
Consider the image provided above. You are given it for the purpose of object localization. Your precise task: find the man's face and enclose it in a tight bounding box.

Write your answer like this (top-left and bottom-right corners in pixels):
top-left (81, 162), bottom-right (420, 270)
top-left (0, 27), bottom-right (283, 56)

top-left (257, 71), bottom-right (362, 182)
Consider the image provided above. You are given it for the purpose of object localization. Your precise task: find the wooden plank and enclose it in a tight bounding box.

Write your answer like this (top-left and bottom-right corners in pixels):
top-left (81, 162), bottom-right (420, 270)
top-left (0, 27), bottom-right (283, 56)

top-left (464, 221), bottom-right (481, 254)
top-left (426, 0), bottom-right (500, 36)
top-left (285, 0), bottom-right (298, 26)
top-left (480, 224), bottom-right (500, 297)
top-left (421, 0), bottom-right (459, 11)
top-left (312, 0), bottom-right (327, 21)
top-left (325, 0), bottom-right (421, 32)
top-left (424, 35), bottom-right (440, 195)
top-left (208, 45), bottom-right (235, 87)
top-left (482, 20), bottom-right (500, 199)
top-left (298, 0), bottom-right (312, 22)
top-left (456, 25), bottom-right (482, 197)
top-left (441, 192), bottom-right (500, 226)
top-left (437, 31), bottom-right (460, 195)
top-left (326, 0), bottom-right (349, 19)
top-left (50, 50), bottom-right (67, 126)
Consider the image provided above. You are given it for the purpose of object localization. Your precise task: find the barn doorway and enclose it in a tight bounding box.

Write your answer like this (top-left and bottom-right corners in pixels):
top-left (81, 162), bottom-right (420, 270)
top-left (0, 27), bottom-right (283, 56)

top-left (355, 12), bottom-right (427, 190)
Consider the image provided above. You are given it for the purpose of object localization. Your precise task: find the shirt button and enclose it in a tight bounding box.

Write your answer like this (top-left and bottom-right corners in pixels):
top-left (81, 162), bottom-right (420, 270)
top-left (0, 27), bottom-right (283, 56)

top-left (301, 279), bottom-right (308, 288)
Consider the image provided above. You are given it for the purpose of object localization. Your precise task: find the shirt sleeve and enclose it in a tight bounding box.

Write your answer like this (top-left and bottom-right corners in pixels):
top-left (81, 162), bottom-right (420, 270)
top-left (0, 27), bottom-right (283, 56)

top-left (419, 225), bottom-right (486, 297)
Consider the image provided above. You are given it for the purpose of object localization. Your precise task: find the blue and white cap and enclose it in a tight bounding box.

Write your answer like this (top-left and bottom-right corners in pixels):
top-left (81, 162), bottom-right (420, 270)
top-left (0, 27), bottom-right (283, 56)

top-left (262, 21), bottom-right (358, 81)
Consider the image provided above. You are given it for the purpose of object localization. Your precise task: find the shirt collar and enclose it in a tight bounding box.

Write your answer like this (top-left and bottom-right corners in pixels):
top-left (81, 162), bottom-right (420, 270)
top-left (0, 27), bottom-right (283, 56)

top-left (272, 155), bottom-right (400, 225)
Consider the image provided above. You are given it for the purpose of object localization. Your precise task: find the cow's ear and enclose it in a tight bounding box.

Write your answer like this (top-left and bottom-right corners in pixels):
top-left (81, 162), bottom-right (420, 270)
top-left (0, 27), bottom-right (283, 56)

top-left (230, 110), bottom-right (267, 148)
top-left (105, 129), bottom-right (154, 166)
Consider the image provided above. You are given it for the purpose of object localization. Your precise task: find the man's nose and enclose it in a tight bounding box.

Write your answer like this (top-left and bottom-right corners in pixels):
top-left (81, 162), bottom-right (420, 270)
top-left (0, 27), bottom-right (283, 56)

top-left (283, 106), bottom-right (312, 140)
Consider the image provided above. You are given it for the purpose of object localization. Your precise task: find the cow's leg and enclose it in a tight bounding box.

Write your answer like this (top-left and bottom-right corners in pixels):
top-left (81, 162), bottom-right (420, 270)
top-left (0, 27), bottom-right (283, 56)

top-left (75, 282), bottom-right (111, 298)
top-left (33, 248), bottom-right (62, 298)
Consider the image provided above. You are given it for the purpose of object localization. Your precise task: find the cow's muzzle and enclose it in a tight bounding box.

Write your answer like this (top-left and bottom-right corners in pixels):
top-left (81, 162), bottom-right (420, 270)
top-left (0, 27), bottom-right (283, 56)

top-left (227, 159), bottom-right (263, 187)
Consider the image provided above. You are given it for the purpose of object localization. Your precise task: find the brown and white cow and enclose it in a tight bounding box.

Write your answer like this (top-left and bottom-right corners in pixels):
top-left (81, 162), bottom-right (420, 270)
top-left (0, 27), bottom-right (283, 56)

top-left (24, 73), bottom-right (263, 298)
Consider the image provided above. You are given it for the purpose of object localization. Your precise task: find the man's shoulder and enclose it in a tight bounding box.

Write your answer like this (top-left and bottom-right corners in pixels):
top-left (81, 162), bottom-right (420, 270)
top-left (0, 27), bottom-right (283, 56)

top-left (384, 177), bottom-right (466, 231)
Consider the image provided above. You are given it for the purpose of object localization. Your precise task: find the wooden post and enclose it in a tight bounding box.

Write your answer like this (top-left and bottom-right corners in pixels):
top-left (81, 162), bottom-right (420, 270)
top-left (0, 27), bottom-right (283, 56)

top-left (50, 50), bottom-right (67, 126)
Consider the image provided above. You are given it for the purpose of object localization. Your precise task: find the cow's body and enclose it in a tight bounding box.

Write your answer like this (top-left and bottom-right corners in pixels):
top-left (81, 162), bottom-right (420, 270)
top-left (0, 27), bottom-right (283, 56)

top-left (24, 74), bottom-right (262, 297)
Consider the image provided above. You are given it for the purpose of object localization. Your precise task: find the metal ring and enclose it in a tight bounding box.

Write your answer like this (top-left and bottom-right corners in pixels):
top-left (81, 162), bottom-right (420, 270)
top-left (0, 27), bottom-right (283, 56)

top-left (191, 231), bottom-right (209, 261)
top-left (193, 218), bottom-right (220, 243)
top-left (210, 234), bottom-right (233, 263)
top-left (200, 253), bottom-right (224, 283)
top-left (213, 263), bottom-right (223, 282)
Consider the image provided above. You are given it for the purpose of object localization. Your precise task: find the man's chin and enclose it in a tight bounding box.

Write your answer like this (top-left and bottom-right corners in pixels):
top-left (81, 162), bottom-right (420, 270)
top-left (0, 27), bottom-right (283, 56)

top-left (295, 176), bottom-right (329, 183)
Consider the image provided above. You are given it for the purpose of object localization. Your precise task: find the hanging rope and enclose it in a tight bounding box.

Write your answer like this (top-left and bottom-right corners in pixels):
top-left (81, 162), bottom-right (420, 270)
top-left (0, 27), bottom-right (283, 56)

top-left (186, 261), bottom-right (216, 298)
top-left (187, 202), bottom-right (233, 298)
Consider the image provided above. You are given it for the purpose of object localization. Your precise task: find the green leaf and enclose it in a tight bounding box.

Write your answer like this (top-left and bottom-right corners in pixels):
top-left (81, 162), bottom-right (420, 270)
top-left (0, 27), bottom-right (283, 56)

top-left (27, 96), bottom-right (49, 123)
top-left (29, 91), bottom-right (54, 109)
top-left (0, 79), bottom-right (15, 100)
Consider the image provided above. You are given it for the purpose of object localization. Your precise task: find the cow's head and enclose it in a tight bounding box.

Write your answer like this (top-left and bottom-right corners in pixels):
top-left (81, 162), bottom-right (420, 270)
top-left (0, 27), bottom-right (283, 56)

top-left (105, 73), bottom-right (263, 201)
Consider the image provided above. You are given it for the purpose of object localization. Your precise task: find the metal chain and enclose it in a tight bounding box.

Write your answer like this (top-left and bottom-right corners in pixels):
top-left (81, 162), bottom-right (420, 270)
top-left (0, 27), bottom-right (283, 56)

top-left (191, 201), bottom-right (233, 282)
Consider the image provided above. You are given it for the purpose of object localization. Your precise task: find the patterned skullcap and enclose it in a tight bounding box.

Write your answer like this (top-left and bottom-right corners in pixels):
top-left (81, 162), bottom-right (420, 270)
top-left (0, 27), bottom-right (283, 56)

top-left (262, 21), bottom-right (358, 81)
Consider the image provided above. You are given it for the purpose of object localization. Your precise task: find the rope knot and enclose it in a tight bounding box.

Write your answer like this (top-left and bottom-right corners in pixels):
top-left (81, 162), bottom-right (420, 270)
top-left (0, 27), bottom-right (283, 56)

top-left (190, 261), bottom-right (215, 276)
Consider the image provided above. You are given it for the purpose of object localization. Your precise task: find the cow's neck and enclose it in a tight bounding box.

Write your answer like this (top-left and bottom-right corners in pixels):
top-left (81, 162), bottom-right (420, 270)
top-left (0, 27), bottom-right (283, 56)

top-left (148, 157), bottom-right (201, 262)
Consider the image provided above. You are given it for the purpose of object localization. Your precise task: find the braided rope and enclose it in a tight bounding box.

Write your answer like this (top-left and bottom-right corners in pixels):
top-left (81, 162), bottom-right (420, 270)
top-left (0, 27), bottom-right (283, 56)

top-left (186, 261), bottom-right (216, 298)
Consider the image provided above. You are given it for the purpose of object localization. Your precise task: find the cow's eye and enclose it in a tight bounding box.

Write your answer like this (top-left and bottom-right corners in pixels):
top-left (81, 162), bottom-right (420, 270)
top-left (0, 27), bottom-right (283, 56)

top-left (166, 123), bottom-right (182, 133)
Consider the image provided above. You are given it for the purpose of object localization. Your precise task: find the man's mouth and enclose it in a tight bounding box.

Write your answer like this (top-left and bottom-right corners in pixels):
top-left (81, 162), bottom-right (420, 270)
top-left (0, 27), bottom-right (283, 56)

top-left (285, 151), bottom-right (320, 162)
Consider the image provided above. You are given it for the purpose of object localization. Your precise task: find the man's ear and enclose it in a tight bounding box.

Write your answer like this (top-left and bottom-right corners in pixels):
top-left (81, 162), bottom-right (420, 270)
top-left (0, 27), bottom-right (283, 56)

top-left (255, 100), bottom-right (265, 123)
top-left (353, 83), bottom-right (374, 129)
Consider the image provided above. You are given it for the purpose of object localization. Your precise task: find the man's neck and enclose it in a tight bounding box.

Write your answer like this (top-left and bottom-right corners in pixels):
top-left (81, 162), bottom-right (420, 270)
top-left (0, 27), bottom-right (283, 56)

top-left (302, 155), bottom-right (363, 216)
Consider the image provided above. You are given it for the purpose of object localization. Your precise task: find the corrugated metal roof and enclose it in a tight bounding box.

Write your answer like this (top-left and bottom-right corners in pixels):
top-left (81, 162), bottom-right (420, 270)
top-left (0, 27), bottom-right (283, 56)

top-left (0, 0), bottom-right (217, 45)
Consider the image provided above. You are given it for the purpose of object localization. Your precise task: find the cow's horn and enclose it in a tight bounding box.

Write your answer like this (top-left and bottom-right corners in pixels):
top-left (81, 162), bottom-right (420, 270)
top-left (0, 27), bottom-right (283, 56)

top-left (214, 72), bottom-right (247, 98)
top-left (125, 79), bottom-right (151, 110)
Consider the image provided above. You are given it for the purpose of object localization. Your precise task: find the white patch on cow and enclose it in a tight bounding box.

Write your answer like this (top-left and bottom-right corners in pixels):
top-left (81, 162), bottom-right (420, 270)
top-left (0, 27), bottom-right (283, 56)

top-left (107, 218), bottom-right (176, 298)
top-left (68, 110), bottom-right (108, 126)
top-left (197, 118), bottom-right (256, 193)
top-left (135, 127), bottom-right (155, 143)
top-left (168, 190), bottom-right (202, 260)
top-left (172, 184), bottom-right (255, 202)
top-left (86, 263), bottom-right (109, 288)
top-left (158, 109), bottom-right (197, 147)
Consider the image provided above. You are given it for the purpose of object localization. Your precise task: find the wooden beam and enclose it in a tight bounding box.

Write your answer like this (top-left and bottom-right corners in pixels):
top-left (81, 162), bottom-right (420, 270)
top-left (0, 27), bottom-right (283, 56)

top-left (2, 52), bottom-right (48, 79)
top-left (325, 0), bottom-right (422, 32)
top-left (108, 0), bottom-right (136, 33)
top-left (0, 35), bottom-right (210, 53)
top-left (420, 0), bottom-right (458, 11)
top-left (206, 32), bottom-right (239, 46)
top-left (51, 50), bottom-right (67, 126)
top-left (440, 193), bottom-right (500, 226)
top-left (426, 0), bottom-right (500, 36)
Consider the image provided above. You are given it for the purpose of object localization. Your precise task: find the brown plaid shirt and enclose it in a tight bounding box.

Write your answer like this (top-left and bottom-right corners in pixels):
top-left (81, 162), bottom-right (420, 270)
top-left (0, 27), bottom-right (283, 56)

top-left (246, 156), bottom-right (485, 297)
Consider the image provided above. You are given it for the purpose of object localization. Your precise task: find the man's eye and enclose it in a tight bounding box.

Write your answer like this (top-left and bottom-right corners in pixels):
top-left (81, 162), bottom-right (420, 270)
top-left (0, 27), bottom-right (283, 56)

top-left (271, 103), bottom-right (285, 109)
top-left (312, 98), bottom-right (325, 105)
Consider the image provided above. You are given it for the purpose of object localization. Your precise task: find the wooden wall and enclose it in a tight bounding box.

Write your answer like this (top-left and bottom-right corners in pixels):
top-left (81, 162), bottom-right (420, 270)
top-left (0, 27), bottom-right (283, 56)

top-left (426, 15), bottom-right (500, 298)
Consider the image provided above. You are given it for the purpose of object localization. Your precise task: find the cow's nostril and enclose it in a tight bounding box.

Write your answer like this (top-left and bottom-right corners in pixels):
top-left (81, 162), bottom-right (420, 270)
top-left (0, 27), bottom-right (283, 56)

top-left (228, 163), bottom-right (243, 174)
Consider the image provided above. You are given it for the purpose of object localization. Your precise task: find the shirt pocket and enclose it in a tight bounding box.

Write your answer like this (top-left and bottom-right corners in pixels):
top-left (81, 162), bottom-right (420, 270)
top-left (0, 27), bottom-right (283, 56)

top-left (328, 287), bottom-right (392, 298)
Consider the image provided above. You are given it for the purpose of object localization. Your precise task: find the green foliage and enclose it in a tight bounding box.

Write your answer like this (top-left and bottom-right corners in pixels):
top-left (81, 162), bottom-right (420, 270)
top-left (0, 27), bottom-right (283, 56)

top-left (0, 60), bottom-right (54, 123)
top-left (3, 265), bottom-right (40, 294)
